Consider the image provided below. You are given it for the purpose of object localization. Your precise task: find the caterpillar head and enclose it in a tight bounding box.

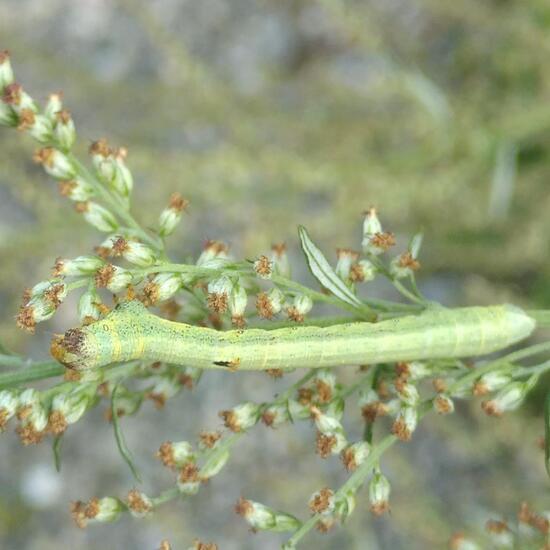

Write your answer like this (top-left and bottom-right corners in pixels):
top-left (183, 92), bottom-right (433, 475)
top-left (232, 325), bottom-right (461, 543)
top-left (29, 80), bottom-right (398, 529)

top-left (51, 328), bottom-right (89, 370)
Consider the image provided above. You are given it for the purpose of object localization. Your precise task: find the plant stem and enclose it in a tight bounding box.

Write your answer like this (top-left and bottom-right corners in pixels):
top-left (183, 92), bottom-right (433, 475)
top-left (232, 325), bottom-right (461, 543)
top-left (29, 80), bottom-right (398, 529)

top-left (0, 361), bottom-right (65, 388)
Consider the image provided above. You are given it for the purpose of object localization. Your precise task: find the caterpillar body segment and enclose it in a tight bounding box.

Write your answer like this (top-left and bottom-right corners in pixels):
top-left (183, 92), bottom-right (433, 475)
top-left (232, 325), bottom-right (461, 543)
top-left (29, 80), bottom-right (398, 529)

top-left (51, 301), bottom-right (536, 371)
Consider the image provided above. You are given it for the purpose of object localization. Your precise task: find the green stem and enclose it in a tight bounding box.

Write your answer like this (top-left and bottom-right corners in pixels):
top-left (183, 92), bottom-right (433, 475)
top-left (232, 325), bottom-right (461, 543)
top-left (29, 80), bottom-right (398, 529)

top-left (0, 361), bottom-right (65, 388)
top-left (70, 156), bottom-right (162, 251)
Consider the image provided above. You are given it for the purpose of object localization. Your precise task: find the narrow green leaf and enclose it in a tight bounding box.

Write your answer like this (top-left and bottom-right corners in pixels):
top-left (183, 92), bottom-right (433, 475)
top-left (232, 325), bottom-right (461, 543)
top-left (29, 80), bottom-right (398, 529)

top-left (112, 384), bottom-right (142, 482)
top-left (298, 225), bottom-right (363, 308)
top-left (53, 435), bottom-right (63, 472)
top-left (545, 391), bottom-right (550, 480)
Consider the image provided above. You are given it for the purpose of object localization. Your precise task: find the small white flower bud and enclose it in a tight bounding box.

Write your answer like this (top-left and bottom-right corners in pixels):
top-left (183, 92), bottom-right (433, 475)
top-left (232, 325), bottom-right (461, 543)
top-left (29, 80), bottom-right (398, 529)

top-left (143, 273), bottom-right (182, 304)
top-left (433, 394), bottom-right (455, 415)
top-left (396, 361), bottom-right (431, 380)
top-left (341, 441), bottom-right (370, 471)
top-left (481, 380), bottom-right (531, 417)
top-left (196, 240), bottom-right (230, 268)
top-left (95, 264), bottom-right (133, 293)
top-left (207, 276), bottom-right (233, 314)
top-left (17, 110), bottom-right (52, 143)
top-left (78, 289), bottom-right (101, 323)
top-left (87, 497), bottom-right (124, 524)
top-left (350, 259), bottom-right (376, 283)
top-left (44, 93), bottom-right (63, 121)
top-left (78, 202), bottom-right (118, 232)
top-left (389, 252), bottom-right (420, 279)
top-left (311, 407), bottom-right (344, 435)
top-left (314, 369), bottom-right (337, 403)
top-left (53, 109), bottom-right (76, 150)
top-left (229, 284), bottom-right (248, 318)
top-left (0, 390), bottom-right (18, 430)
top-left (308, 487), bottom-right (336, 515)
top-left (253, 255), bottom-right (273, 279)
top-left (157, 440), bottom-right (195, 468)
top-left (294, 294), bottom-right (313, 316)
top-left (126, 489), bottom-right (153, 518)
top-left (0, 50), bottom-right (15, 91)
top-left (335, 248), bottom-right (359, 281)
top-left (2, 82), bottom-right (37, 113)
top-left (148, 375), bottom-right (182, 405)
top-left (270, 243), bottom-right (290, 277)
top-left (219, 402), bottom-right (261, 432)
top-left (111, 148), bottom-right (133, 196)
top-left (158, 193), bottom-right (188, 237)
top-left (391, 405), bottom-right (418, 441)
top-left (369, 472), bottom-right (390, 516)
top-left (256, 287), bottom-right (284, 319)
top-left (394, 379), bottom-right (419, 406)
top-left (58, 177), bottom-right (94, 201)
top-left (236, 498), bottom-right (299, 532)
top-left (473, 371), bottom-right (512, 396)
top-left (261, 403), bottom-right (290, 428)
top-left (54, 255), bottom-right (104, 277)
top-left (33, 147), bottom-right (75, 179)
top-left (122, 240), bottom-right (156, 267)
top-left (362, 207), bottom-right (382, 237)
top-left (485, 519), bottom-right (513, 548)
top-left (449, 534), bottom-right (481, 550)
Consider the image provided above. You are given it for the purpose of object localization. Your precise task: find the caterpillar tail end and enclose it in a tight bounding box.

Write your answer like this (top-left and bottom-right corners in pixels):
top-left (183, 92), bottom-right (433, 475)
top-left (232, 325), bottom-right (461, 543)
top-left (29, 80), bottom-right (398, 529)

top-left (50, 328), bottom-right (88, 370)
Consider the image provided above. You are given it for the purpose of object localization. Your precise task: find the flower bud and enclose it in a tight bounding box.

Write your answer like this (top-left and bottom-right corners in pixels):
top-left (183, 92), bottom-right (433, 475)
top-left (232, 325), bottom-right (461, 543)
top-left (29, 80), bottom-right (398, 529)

top-left (287, 294), bottom-right (312, 322)
top-left (229, 283), bottom-right (247, 327)
top-left (53, 255), bottom-right (104, 277)
top-left (473, 371), bottom-right (512, 397)
top-left (256, 288), bottom-right (284, 319)
top-left (341, 441), bottom-right (370, 471)
top-left (207, 276), bottom-right (233, 314)
top-left (54, 109), bottom-right (76, 150)
top-left (349, 259), bottom-right (376, 283)
top-left (335, 248), bottom-right (359, 281)
top-left (177, 462), bottom-right (201, 495)
top-left (122, 240), bottom-right (156, 267)
top-left (126, 489), bottom-right (153, 518)
top-left (0, 50), bottom-right (14, 91)
top-left (314, 369), bottom-right (337, 403)
top-left (311, 406), bottom-right (344, 435)
top-left (270, 243), bottom-right (290, 277)
top-left (49, 391), bottom-right (90, 434)
top-left (111, 147), bottom-right (133, 197)
top-left (219, 402), bottom-right (260, 432)
top-left (147, 375), bottom-right (182, 408)
top-left (2, 83), bottom-right (36, 113)
top-left (17, 109), bottom-right (52, 143)
top-left (95, 264), bottom-right (133, 293)
top-left (85, 497), bottom-right (124, 524)
top-left (433, 394), bottom-right (455, 415)
top-left (198, 430), bottom-right (221, 451)
top-left (44, 93), bottom-right (63, 121)
top-left (391, 405), bottom-right (418, 441)
top-left (33, 147), bottom-right (75, 179)
top-left (157, 441), bottom-right (195, 468)
top-left (16, 295), bottom-right (56, 332)
top-left (395, 361), bottom-right (431, 381)
top-left (16, 395), bottom-right (48, 445)
top-left (362, 207), bottom-right (382, 237)
top-left (158, 193), bottom-right (189, 237)
top-left (394, 378), bottom-right (419, 406)
top-left (78, 289), bottom-right (102, 324)
top-left (308, 487), bottom-right (335, 515)
top-left (76, 202), bottom-right (118, 232)
top-left (253, 255), bottom-right (273, 279)
top-left (481, 380), bottom-right (532, 417)
top-left (0, 390), bottom-right (18, 430)
top-left (235, 498), bottom-right (300, 532)
top-left (58, 177), bottom-right (94, 201)
top-left (389, 252), bottom-right (420, 279)
top-left (143, 273), bottom-right (182, 305)
top-left (369, 472), bottom-right (390, 516)
top-left (261, 403), bottom-right (290, 428)
top-left (196, 240), bottom-right (230, 268)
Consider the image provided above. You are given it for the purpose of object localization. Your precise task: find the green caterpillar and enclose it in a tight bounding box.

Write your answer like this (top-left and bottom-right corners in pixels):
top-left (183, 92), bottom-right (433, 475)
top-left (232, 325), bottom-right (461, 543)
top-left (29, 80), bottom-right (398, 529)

top-left (51, 301), bottom-right (536, 371)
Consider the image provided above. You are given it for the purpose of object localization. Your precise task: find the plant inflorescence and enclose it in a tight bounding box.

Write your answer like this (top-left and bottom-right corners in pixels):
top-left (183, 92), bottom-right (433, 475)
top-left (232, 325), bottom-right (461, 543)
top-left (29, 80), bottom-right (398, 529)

top-left (0, 51), bottom-right (549, 549)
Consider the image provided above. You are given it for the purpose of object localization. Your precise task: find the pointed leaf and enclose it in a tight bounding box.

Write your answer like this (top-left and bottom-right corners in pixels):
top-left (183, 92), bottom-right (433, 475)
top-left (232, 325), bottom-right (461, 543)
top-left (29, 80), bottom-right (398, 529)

top-left (112, 384), bottom-right (142, 482)
top-left (298, 226), bottom-right (363, 308)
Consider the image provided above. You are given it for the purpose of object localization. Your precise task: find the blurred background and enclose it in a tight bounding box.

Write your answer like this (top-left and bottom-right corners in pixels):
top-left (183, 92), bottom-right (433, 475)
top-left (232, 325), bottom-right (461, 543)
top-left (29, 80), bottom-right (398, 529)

top-left (0, 0), bottom-right (549, 548)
